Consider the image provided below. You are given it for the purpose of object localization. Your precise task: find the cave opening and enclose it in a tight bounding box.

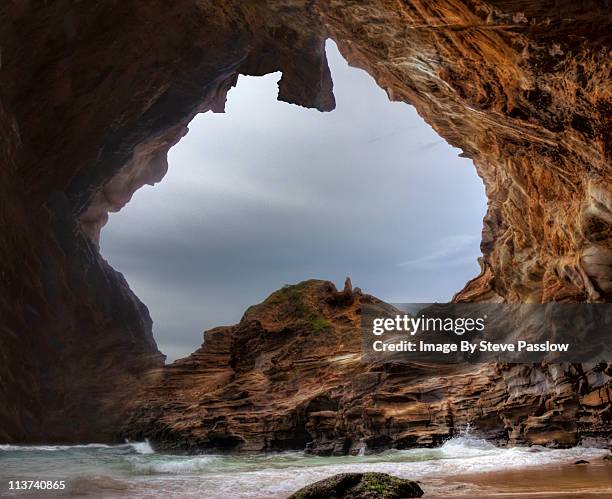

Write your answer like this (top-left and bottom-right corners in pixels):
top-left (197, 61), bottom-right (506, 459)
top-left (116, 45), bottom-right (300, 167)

top-left (99, 41), bottom-right (487, 362)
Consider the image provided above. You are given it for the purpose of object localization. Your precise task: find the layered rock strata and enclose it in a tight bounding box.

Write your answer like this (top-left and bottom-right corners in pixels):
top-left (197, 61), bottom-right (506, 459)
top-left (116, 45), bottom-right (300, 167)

top-left (123, 281), bottom-right (612, 453)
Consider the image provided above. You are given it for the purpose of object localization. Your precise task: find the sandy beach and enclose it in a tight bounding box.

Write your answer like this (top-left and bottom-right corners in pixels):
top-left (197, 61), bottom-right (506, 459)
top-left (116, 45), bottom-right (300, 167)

top-left (432, 459), bottom-right (612, 498)
top-left (2, 439), bottom-right (610, 498)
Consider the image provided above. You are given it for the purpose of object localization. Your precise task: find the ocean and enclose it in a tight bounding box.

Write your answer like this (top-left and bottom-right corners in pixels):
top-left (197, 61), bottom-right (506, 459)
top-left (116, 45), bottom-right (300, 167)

top-left (0, 435), bottom-right (609, 497)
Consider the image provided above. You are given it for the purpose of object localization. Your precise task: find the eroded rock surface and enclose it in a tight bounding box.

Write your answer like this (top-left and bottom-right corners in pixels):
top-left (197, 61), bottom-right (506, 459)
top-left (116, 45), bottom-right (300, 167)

top-left (287, 472), bottom-right (424, 499)
top-left (123, 281), bottom-right (612, 453)
top-left (0, 1), bottom-right (610, 442)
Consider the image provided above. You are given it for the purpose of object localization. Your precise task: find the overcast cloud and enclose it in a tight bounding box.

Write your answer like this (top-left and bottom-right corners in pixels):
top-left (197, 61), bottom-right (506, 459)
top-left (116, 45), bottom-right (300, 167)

top-left (100, 41), bottom-right (487, 361)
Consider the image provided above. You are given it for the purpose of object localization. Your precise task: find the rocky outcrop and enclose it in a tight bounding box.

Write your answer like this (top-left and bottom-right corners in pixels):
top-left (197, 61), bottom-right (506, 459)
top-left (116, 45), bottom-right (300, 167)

top-left (0, 1), bottom-right (610, 442)
top-left (122, 280), bottom-right (612, 453)
top-left (287, 472), bottom-right (424, 499)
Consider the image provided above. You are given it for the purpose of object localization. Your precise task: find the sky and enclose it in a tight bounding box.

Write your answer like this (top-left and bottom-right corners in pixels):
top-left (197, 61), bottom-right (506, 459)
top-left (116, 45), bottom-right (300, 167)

top-left (100, 41), bottom-right (487, 362)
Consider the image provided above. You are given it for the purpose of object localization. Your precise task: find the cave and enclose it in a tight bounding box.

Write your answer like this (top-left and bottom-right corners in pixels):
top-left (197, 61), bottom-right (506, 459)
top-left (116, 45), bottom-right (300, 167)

top-left (99, 40), bottom-right (486, 362)
top-left (1, 1), bottom-right (610, 451)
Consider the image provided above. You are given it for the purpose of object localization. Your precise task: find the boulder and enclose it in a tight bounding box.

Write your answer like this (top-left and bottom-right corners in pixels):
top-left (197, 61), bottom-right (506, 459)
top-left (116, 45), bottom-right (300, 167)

top-left (288, 472), bottom-right (424, 499)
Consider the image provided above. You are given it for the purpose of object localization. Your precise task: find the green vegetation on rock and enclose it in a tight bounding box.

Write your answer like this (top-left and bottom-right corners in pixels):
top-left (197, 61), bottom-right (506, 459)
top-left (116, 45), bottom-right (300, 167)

top-left (263, 281), bottom-right (330, 332)
top-left (308, 315), bottom-right (330, 332)
top-left (288, 472), bottom-right (424, 498)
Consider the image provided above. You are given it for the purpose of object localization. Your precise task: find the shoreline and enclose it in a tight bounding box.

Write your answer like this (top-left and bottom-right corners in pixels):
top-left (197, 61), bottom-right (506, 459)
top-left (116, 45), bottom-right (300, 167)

top-left (430, 460), bottom-right (612, 498)
top-left (2, 441), bottom-right (610, 498)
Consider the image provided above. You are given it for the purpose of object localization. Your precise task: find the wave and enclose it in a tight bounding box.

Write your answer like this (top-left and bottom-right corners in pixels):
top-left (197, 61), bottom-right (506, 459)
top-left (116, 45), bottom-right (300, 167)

top-left (145, 440), bottom-right (607, 499)
top-left (0, 441), bottom-right (154, 455)
top-left (0, 443), bottom-right (114, 452)
top-left (1, 435), bottom-right (608, 498)
top-left (128, 440), bottom-right (155, 455)
top-left (386, 434), bottom-right (608, 472)
top-left (123, 434), bottom-right (608, 480)
top-left (439, 434), bottom-right (498, 456)
top-left (132, 455), bottom-right (219, 474)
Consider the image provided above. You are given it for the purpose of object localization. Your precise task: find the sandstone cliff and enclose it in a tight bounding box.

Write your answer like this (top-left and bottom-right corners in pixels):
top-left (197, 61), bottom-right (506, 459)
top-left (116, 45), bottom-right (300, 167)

top-left (123, 280), bottom-right (612, 453)
top-left (0, 1), bottom-right (610, 443)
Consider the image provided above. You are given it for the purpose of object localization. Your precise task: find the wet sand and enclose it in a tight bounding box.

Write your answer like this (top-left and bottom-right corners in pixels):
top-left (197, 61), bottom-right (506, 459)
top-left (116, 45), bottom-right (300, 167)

top-left (431, 459), bottom-right (612, 498)
top-left (2, 442), bottom-right (609, 498)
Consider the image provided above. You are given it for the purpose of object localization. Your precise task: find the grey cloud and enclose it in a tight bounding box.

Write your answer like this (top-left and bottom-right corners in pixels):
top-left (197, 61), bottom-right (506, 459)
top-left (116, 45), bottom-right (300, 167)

top-left (396, 234), bottom-right (481, 269)
top-left (101, 41), bottom-right (486, 361)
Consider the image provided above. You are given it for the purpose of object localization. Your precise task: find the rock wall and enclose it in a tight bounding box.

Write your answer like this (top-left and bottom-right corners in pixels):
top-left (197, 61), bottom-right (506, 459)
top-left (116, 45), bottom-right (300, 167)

top-left (0, 0), bottom-right (336, 443)
top-left (318, 0), bottom-right (612, 304)
top-left (123, 281), bottom-right (612, 453)
top-left (0, 1), bottom-right (610, 443)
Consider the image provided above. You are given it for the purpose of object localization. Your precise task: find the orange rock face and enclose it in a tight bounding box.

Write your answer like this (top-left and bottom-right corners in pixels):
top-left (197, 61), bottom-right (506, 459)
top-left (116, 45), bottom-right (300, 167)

top-left (0, 1), bottom-right (610, 443)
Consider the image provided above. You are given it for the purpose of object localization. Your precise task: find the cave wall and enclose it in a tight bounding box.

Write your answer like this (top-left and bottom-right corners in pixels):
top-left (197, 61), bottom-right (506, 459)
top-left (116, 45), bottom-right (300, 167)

top-left (0, 0), bottom-right (334, 443)
top-left (0, 0), bottom-right (610, 442)
top-left (0, 0), bottom-right (246, 442)
top-left (318, 0), bottom-right (611, 303)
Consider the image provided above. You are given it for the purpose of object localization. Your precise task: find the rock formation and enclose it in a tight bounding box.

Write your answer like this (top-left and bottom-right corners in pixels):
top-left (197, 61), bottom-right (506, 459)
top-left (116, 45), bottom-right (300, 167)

top-left (122, 280), bottom-right (612, 453)
top-left (287, 472), bottom-right (424, 498)
top-left (0, 1), bottom-right (610, 443)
